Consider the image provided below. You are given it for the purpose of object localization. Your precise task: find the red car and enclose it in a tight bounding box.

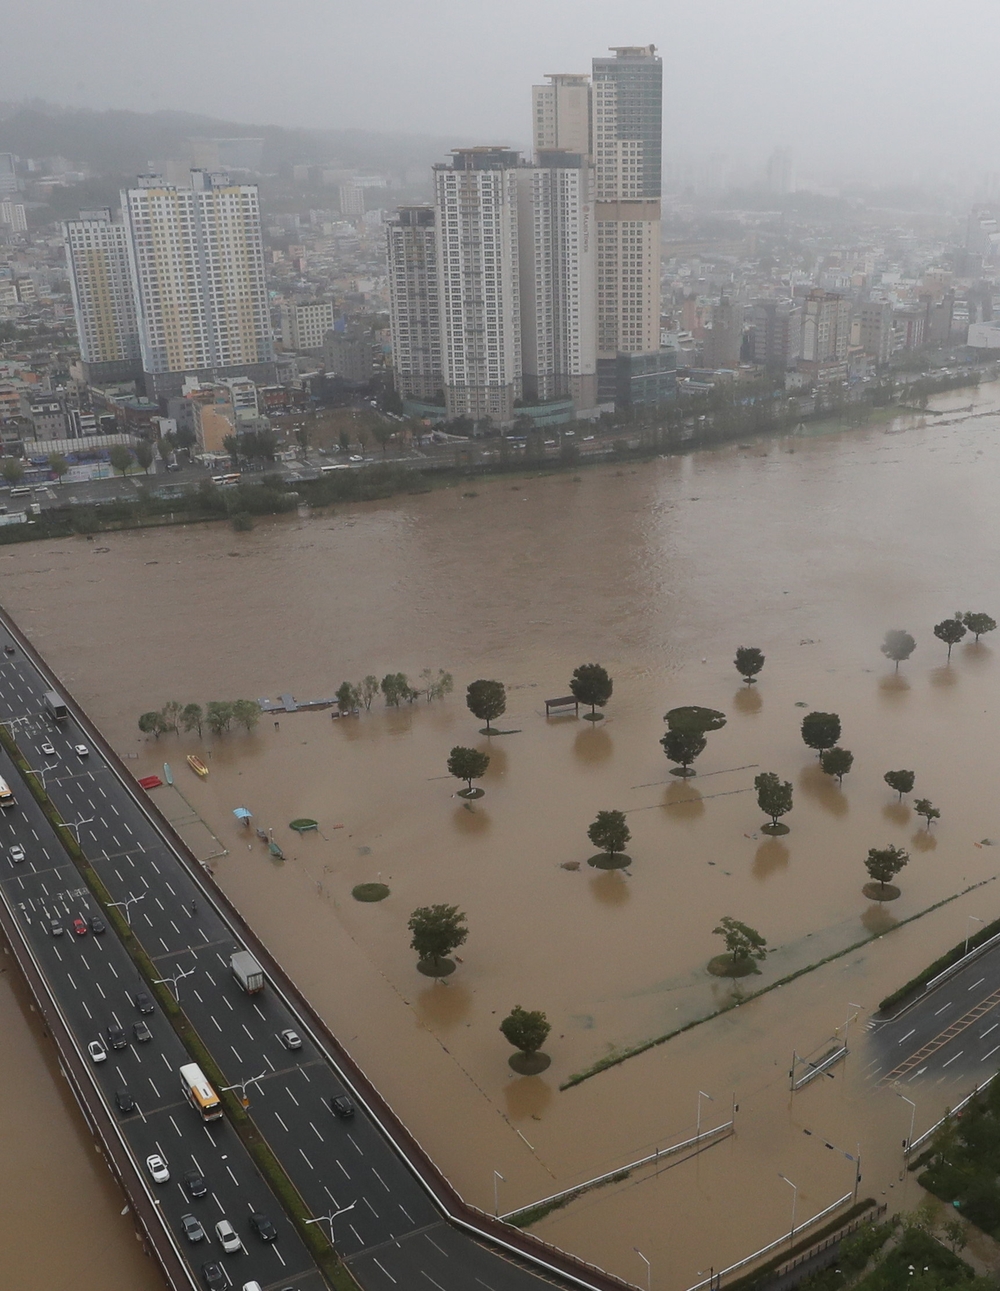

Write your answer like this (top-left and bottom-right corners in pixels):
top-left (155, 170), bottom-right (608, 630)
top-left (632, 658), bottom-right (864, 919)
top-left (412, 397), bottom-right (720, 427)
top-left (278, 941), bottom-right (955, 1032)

top-left (72, 917), bottom-right (88, 936)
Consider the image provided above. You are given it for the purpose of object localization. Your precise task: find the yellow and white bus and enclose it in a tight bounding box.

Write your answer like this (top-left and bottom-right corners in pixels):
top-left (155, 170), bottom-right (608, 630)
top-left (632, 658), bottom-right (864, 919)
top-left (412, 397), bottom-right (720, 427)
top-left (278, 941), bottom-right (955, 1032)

top-left (0, 776), bottom-right (15, 808)
top-left (179, 1063), bottom-right (223, 1121)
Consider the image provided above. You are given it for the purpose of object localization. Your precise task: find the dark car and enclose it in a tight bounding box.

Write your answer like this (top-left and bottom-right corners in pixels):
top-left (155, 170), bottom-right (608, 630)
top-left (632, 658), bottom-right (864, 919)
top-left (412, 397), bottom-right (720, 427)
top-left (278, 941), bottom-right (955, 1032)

top-left (89, 915), bottom-right (106, 934)
top-left (49, 919), bottom-right (64, 937)
top-left (330, 1095), bottom-right (355, 1119)
top-left (201, 1262), bottom-right (226, 1289)
top-left (183, 1168), bottom-right (209, 1200)
top-left (134, 991), bottom-right (154, 1015)
top-left (114, 1088), bottom-right (136, 1113)
top-left (248, 1212), bottom-right (278, 1242)
top-left (132, 1020), bottom-right (152, 1043)
top-left (106, 1024), bottom-right (128, 1050)
top-left (181, 1213), bottom-right (206, 1243)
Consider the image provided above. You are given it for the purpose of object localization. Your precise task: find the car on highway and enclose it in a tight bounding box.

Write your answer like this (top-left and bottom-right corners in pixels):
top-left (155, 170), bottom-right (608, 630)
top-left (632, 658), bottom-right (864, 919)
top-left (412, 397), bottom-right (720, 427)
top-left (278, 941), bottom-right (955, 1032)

top-left (9, 844), bottom-right (25, 863)
top-left (49, 919), bottom-right (63, 936)
top-left (279, 1028), bottom-right (302, 1050)
top-left (89, 914), bottom-right (106, 934)
top-left (134, 991), bottom-right (154, 1015)
top-left (40, 741), bottom-right (56, 756)
top-left (330, 1094), bottom-right (355, 1119)
top-left (87, 1040), bottom-right (107, 1063)
top-left (132, 1020), bottom-right (152, 1043)
top-left (182, 1168), bottom-right (209, 1199)
top-left (115, 1089), bottom-right (135, 1113)
top-left (248, 1212), bottom-right (277, 1242)
top-left (72, 916), bottom-right (88, 936)
top-left (106, 1023), bottom-right (128, 1050)
top-left (349, 454), bottom-right (363, 461)
top-left (241, 1282), bottom-right (263, 1291)
top-left (146, 1154), bottom-right (169, 1184)
top-left (215, 1219), bottom-right (242, 1253)
top-left (201, 1263), bottom-right (225, 1289)
top-left (181, 1214), bottom-right (207, 1243)
top-left (74, 743), bottom-right (89, 757)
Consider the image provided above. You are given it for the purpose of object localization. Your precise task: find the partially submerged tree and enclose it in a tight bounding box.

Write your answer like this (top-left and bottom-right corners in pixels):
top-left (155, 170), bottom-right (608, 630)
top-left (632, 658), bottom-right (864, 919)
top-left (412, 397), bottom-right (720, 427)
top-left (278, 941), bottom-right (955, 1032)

top-left (447, 746), bottom-right (490, 795)
top-left (569, 663), bottom-right (613, 718)
top-left (962, 612), bottom-right (996, 643)
top-left (660, 728), bottom-right (707, 776)
top-left (664, 706), bottom-right (727, 734)
top-left (801, 711), bottom-right (841, 757)
top-left (587, 810), bottom-right (631, 861)
top-left (466, 679), bottom-right (507, 732)
top-left (713, 916), bottom-right (767, 967)
top-left (408, 904), bottom-right (468, 973)
top-left (914, 798), bottom-right (940, 829)
top-left (500, 1006), bottom-right (551, 1059)
top-left (138, 710), bottom-right (168, 738)
top-left (864, 844), bottom-right (909, 896)
top-left (420, 669), bottom-right (454, 702)
top-left (231, 699), bottom-right (262, 732)
top-left (381, 672), bottom-right (416, 706)
top-left (755, 772), bottom-right (793, 833)
top-left (358, 675), bottom-right (380, 711)
top-left (934, 617), bottom-right (967, 659)
top-left (160, 700), bottom-right (183, 733)
top-left (820, 746), bottom-right (854, 784)
top-left (884, 769), bottom-right (915, 801)
top-left (881, 629), bottom-right (916, 672)
top-left (336, 681), bottom-right (359, 714)
top-left (180, 703), bottom-right (203, 737)
top-left (205, 700), bottom-right (234, 736)
top-left (735, 647), bottom-right (765, 685)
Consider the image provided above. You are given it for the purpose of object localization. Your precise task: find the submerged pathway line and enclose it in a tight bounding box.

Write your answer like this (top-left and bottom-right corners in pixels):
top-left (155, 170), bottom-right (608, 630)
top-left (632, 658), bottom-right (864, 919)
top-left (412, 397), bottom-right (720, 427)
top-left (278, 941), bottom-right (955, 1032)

top-left (560, 876), bottom-right (997, 1091)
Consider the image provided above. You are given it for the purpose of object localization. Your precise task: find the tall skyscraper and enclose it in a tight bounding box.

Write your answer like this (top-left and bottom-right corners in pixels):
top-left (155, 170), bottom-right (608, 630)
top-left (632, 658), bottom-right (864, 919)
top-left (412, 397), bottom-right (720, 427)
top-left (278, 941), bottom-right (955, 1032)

top-left (591, 46), bottom-right (663, 376)
top-left (63, 209), bottom-right (142, 383)
top-left (516, 150), bottom-right (597, 410)
top-left (434, 148), bottom-right (522, 423)
top-left (386, 206), bottom-right (443, 401)
top-left (122, 170), bottom-right (274, 399)
top-left (0, 153), bottom-right (19, 196)
top-left (751, 298), bottom-right (802, 372)
top-left (532, 74), bottom-right (592, 157)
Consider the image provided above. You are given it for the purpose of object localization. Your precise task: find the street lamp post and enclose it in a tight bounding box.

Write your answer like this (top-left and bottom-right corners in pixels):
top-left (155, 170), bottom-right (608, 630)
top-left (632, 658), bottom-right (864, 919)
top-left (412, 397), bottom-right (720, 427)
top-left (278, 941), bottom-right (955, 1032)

top-left (59, 815), bottom-right (94, 845)
top-left (153, 965), bottom-right (195, 1001)
top-left (305, 1201), bottom-right (356, 1248)
top-left (697, 1090), bottom-right (713, 1140)
top-left (220, 1071), bottom-right (267, 1107)
top-left (107, 892), bottom-right (146, 926)
top-left (897, 1093), bottom-right (917, 1153)
top-left (634, 1247), bottom-right (651, 1291)
top-left (804, 1130), bottom-right (862, 1204)
top-left (965, 916), bottom-right (985, 957)
top-left (843, 1003), bottom-right (863, 1050)
top-left (493, 1171), bottom-right (506, 1218)
top-left (778, 1173), bottom-right (798, 1245)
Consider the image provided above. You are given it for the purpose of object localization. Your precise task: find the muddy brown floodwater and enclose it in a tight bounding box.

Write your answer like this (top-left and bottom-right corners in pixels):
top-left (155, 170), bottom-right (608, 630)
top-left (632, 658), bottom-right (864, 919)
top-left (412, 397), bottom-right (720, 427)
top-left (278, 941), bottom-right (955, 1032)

top-left (5, 383), bottom-right (1000, 1289)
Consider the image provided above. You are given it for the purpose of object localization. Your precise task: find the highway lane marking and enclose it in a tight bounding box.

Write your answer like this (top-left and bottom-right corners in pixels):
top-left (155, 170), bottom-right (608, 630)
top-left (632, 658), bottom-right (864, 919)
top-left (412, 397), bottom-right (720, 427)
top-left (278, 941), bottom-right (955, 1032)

top-left (193, 990), bottom-right (203, 1003)
top-left (169, 1114), bottom-right (183, 1137)
top-left (398, 1205), bottom-right (413, 1223)
top-left (142, 912), bottom-right (153, 926)
top-left (299, 1066), bottom-right (311, 1083)
top-left (199, 930), bottom-right (209, 944)
top-left (158, 938), bottom-right (169, 952)
top-left (424, 1234), bottom-right (448, 1257)
top-left (372, 1259), bottom-right (397, 1284)
top-left (982, 1024), bottom-right (999, 1039)
top-left (263, 1055), bottom-right (275, 1072)
top-left (274, 1113), bottom-right (290, 1132)
top-left (231, 1046), bottom-right (243, 1064)
top-left (211, 1017), bottom-right (222, 1032)
top-left (221, 996), bottom-right (233, 1011)
top-left (337, 1161), bottom-right (351, 1180)
top-left (138, 874), bottom-right (149, 889)
top-left (421, 1273), bottom-right (447, 1290)
top-left (226, 1165), bottom-right (239, 1187)
top-left (474, 1278), bottom-right (498, 1289)
top-left (161, 1053), bottom-right (173, 1071)
top-left (309, 1121), bottom-right (323, 1142)
top-left (170, 920), bottom-right (181, 935)
top-left (350, 1224), bottom-right (363, 1246)
top-left (95, 981), bottom-right (105, 998)
top-left (942, 1051), bottom-right (964, 1068)
top-left (124, 823), bottom-right (133, 836)
top-left (898, 1029), bottom-right (916, 1044)
top-left (242, 1024), bottom-right (254, 1040)
top-left (968, 978), bottom-right (987, 991)
top-left (286, 1087), bottom-right (299, 1106)
top-left (98, 787), bottom-right (106, 798)
top-left (66, 972), bottom-right (77, 991)
top-left (324, 1186), bottom-right (339, 1206)
top-left (984, 1045), bottom-right (1000, 1062)
top-left (253, 1003), bottom-right (266, 1020)
top-left (271, 1246), bottom-right (286, 1267)
top-left (110, 803), bottom-right (119, 816)
top-left (372, 1169), bottom-right (390, 1193)
top-left (154, 897), bottom-right (164, 911)
top-left (148, 1077), bottom-right (160, 1097)
top-left (164, 880), bottom-right (175, 894)
top-left (348, 1132), bottom-right (364, 1155)
top-left (299, 1148), bottom-right (314, 1170)
top-left (363, 1197), bottom-right (379, 1219)
top-left (934, 1002), bottom-right (954, 1016)
top-left (81, 1000), bottom-right (92, 1019)
top-left (107, 961), bottom-right (118, 977)
top-left (204, 970), bottom-right (216, 985)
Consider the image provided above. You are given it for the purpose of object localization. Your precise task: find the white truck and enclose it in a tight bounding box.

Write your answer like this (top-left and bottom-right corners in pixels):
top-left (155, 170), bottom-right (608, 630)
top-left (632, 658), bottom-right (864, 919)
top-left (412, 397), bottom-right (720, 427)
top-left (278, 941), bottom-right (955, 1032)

top-left (230, 950), bottom-right (265, 994)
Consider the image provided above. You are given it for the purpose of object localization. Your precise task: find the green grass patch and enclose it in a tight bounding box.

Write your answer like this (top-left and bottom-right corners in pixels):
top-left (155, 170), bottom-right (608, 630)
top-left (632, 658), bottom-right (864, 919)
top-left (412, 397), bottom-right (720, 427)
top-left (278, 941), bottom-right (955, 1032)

top-left (352, 883), bottom-right (390, 902)
top-left (504, 1169), bottom-right (631, 1229)
top-left (919, 1078), bottom-right (1000, 1237)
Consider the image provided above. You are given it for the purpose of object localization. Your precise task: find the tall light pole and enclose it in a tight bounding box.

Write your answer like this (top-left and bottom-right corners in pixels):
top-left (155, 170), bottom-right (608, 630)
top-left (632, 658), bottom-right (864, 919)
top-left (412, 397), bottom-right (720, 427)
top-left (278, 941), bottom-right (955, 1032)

top-left (305, 1201), bottom-right (356, 1248)
top-left (153, 965), bottom-right (195, 1001)
top-left (965, 915), bottom-right (985, 957)
top-left (778, 1173), bottom-right (798, 1245)
top-left (634, 1247), bottom-right (651, 1291)
top-left (220, 1071), bottom-right (267, 1107)
top-left (897, 1092), bottom-right (916, 1153)
top-left (107, 892), bottom-right (146, 926)
top-left (59, 815), bottom-right (94, 845)
top-left (697, 1090), bottom-right (713, 1139)
top-left (843, 1003), bottom-right (863, 1049)
top-left (493, 1171), bottom-right (506, 1218)
top-left (803, 1129), bottom-right (861, 1204)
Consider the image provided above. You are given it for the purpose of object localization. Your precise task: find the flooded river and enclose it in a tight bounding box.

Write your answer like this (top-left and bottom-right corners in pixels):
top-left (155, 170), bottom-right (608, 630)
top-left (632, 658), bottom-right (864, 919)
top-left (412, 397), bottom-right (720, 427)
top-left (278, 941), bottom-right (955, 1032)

top-left (4, 384), bottom-right (1000, 1287)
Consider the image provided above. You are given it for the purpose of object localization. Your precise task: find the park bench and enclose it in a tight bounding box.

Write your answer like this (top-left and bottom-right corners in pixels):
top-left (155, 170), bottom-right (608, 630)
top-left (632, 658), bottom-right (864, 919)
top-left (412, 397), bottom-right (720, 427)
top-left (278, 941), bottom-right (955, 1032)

top-left (545, 695), bottom-right (579, 716)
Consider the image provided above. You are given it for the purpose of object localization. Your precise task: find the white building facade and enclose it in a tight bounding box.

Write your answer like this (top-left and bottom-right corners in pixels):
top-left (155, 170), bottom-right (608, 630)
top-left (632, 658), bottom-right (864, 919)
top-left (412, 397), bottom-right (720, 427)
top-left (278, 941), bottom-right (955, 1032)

top-left (63, 210), bottom-right (141, 372)
top-left (386, 205), bottom-right (442, 401)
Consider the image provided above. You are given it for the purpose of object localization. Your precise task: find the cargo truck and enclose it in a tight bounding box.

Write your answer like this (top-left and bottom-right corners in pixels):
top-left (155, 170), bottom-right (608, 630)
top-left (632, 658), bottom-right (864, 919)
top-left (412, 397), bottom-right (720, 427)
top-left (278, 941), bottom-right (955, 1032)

top-left (230, 950), bottom-right (265, 994)
top-left (43, 690), bottom-right (68, 722)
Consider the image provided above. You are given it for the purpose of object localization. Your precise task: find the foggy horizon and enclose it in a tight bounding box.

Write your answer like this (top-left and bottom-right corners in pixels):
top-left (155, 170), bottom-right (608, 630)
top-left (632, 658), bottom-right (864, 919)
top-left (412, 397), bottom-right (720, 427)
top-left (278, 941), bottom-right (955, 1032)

top-left (5, 0), bottom-right (1000, 190)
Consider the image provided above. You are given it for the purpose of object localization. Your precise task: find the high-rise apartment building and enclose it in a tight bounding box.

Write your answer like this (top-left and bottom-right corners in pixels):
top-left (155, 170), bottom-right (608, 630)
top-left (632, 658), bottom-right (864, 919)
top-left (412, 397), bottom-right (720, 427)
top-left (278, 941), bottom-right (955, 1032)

top-left (122, 170), bottom-right (274, 399)
top-left (703, 297), bottom-right (744, 369)
top-left (591, 46), bottom-right (662, 372)
top-left (0, 153), bottom-right (19, 196)
top-left (800, 290), bottom-right (850, 363)
top-left (63, 209), bottom-right (142, 383)
top-left (0, 199), bottom-right (27, 233)
top-left (516, 150), bottom-right (597, 410)
top-left (857, 300), bottom-right (892, 366)
top-left (751, 298), bottom-right (802, 372)
top-left (279, 299), bottom-right (335, 352)
top-left (386, 206), bottom-right (442, 401)
top-left (532, 74), bottom-right (592, 157)
top-left (434, 148), bottom-right (522, 423)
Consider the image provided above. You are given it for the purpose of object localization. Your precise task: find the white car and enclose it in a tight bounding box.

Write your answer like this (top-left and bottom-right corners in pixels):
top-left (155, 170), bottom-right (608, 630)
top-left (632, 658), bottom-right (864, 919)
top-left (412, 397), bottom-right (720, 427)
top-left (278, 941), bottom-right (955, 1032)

top-left (215, 1219), bottom-right (242, 1253)
top-left (40, 741), bottom-right (56, 756)
top-left (146, 1153), bottom-right (170, 1184)
top-left (279, 1028), bottom-right (302, 1050)
top-left (74, 744), bottom-right (89, 757)
top-left (87, 1039), bottom-right (107, 1063)
top-left (9, 844), bottom-right (25, 863)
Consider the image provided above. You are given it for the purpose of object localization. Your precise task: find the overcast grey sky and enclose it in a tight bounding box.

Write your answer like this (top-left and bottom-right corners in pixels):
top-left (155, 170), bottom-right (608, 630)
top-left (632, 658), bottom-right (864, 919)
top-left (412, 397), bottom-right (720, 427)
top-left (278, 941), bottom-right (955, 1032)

top-left (5, 0), bottom-right (1000, 182)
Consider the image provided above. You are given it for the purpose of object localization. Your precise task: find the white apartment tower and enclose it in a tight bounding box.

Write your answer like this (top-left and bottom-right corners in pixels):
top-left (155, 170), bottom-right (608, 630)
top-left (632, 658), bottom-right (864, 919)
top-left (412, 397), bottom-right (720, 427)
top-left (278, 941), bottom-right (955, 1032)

top-left (516, 151), bottom-right (597, 410)
top-left (532, 74), bottom-right (592, 158)
top-left (122, 170), bottom-right (274, 399)
top-left (63, 209), bottom-right (142, 380)
top-left (434, 148), bottom-right (521, 424)
top-left (386, 206), bottom-right (442, 401)
top-left (592, 46), bottom-right (662, 368)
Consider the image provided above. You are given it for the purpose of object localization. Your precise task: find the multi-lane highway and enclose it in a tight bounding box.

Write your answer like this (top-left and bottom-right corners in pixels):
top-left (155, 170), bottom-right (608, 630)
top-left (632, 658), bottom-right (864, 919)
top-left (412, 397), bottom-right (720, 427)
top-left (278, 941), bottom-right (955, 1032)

top-left (0, 619), bottom-right (624, 1291)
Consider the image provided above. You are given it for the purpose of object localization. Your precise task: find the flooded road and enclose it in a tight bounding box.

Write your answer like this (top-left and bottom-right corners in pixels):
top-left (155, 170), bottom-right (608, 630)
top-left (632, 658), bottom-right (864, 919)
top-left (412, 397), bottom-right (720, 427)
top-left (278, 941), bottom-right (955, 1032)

top-left (4, 384), bottom-right (1000, 1287)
